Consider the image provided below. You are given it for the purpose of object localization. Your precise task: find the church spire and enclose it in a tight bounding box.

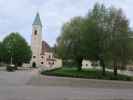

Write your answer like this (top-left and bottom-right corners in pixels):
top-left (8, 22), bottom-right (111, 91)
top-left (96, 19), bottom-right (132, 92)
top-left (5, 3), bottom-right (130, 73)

top-left (33, 12), bottom-right (42, 26)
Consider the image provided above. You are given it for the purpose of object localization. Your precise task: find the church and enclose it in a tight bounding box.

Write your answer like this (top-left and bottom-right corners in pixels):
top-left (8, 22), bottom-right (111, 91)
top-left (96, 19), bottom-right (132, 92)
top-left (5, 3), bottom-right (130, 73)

top-left (30, 13), bottom-right (62, 69)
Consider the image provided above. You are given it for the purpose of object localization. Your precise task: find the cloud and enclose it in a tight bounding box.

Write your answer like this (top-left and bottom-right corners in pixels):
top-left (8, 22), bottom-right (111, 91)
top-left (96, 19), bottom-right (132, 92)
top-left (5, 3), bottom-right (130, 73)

top-left (0, 0), bottom-right (133, 46)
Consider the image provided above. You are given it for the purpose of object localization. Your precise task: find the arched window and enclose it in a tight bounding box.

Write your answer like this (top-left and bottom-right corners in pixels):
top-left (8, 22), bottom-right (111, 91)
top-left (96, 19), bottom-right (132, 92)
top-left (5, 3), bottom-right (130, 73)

top-left (33, 56), bottom-right (36, 58)
top-left (34, 30), bottom-right (37, 35)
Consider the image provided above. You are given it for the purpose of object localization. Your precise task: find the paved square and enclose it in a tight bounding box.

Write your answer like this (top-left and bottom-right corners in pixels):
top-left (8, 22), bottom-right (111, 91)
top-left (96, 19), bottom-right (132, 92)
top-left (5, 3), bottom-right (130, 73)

top-left (0, 69), bottom-right (133, 100)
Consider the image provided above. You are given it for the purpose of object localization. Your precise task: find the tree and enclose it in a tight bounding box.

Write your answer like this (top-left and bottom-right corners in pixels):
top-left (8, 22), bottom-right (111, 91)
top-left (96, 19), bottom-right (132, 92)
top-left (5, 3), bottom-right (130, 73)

top-left (84, 3), bottom-right (109, 75)
top-left (106, 8), bottom-right (131, 76)
top-left (56, 3), bottom-right (132, 75)
top-left (3, 32), bottom-right (32, 66)
top-left (84, 4), bottom-right (132, 76)
top-left (56, 17), bottom-right (84, 70)
top-left (0, 42), bottom-right (5, 63)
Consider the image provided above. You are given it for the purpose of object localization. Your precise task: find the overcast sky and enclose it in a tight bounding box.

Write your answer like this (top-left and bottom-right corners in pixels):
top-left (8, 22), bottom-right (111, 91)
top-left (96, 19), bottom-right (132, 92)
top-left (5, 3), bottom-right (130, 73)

top-left (0, 0), bottom-right (133, 46)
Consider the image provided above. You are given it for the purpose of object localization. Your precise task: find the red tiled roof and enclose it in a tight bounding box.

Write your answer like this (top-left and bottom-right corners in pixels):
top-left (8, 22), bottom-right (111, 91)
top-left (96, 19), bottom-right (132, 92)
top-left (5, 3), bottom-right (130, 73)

top-left (41, 41), bottom-right (51, 55)
top-left (47, 58), bottom-right (56, 61)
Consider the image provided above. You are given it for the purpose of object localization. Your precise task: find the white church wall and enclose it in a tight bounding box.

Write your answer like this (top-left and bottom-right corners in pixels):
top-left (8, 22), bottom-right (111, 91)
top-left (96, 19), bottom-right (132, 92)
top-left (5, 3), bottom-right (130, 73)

top-left (39, 59), bottom-right (62, 71)
top-left (39, 51), bottom-right (62, 69)
top-left (52, 58), bottom-right (63, 68)
top-left (31, 25), bottom-right (42, 67)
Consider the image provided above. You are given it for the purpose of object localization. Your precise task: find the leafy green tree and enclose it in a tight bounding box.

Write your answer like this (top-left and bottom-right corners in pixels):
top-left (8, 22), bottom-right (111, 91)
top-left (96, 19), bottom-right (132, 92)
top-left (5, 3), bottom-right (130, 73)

top-left (57, 3), bottom-right (132, 76)
top-left (0, 42), bottom-right (5, 63)
top-left (0, 42), bottom-right (2, 62)
top-left (83, 3), bottom-right (131, 76)
top-left (83, 3), bottom-right (109, 75)
top-left (106, 8), bottom-right (131, 76)
top-left (56, 17), bottom-right (84, 70)
top-left (3, 32), bottom-right (32, 66)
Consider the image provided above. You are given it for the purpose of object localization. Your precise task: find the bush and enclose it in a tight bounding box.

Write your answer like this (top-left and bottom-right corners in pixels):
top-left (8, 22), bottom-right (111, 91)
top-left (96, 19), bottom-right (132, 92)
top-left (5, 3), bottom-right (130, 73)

top-left (63, 60), bottom-right (78, 68)
top-left (41, 67), bottom-right (133, 81)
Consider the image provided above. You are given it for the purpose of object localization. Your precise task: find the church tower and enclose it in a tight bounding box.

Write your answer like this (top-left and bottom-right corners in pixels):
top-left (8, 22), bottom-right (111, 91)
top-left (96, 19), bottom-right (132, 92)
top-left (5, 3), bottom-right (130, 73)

top-left (31, 13), bottom-right (42, 67)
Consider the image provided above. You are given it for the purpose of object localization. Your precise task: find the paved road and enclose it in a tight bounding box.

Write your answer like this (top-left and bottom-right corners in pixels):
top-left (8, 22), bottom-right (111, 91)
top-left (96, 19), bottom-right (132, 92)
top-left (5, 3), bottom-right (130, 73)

top-left (0, 69), bottom-right (133, 100)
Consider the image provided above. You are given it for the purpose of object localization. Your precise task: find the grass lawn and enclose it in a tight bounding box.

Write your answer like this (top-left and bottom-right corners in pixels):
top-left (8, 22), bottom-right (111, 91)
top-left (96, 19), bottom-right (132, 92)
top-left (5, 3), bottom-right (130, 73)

top-left (41, 67), bottom-right (133, 81)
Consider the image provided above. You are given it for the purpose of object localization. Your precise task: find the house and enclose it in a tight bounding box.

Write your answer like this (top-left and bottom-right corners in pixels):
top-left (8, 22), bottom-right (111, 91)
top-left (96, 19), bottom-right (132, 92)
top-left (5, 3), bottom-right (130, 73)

top-left (82, 60), bottom-right (100, 69)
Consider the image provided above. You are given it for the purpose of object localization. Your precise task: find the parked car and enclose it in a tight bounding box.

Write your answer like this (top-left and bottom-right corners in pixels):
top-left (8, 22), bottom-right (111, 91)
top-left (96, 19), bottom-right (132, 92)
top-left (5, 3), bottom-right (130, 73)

top-left (6, 64), bottom-right (16, 72)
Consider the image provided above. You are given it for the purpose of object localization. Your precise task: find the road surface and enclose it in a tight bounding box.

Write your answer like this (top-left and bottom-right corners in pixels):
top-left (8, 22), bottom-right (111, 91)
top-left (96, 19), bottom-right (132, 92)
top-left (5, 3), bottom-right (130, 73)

top-left (0, 69), bottom-right (133, 100)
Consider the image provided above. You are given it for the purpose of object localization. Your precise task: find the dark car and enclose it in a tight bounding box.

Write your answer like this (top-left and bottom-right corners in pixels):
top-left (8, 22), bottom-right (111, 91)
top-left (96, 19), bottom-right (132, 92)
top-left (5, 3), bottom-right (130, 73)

top-left (6, 64), bottom-right (16, 72)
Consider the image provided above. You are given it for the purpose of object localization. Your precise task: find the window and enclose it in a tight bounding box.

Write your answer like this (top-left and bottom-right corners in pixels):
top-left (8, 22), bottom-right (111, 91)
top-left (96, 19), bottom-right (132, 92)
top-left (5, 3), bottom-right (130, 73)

top-left (33, 56), bottom-right (36, 58)
top-left (49, 55), bottom-right (51, 58)
top-left (34, 30), bottom-right (37, 35)
top-left (86, 64), bottom-right (88, 66)
top-left (41, 62), bottom-right (43, 64)
top-left (41, 56), bottom-right (43, 58)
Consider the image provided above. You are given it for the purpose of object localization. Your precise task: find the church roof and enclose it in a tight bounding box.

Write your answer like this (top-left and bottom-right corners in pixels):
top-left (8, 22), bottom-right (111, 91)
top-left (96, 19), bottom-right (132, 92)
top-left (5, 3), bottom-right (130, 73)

top-left (33, 12), bottom-right (42, 26)
top-left (41, 41), bottom-right (51, 55)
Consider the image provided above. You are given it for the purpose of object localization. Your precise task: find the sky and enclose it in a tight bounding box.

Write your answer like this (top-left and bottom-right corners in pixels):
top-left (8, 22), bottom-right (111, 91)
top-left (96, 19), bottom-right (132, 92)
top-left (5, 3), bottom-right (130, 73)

top-left (0, 0), bottom-right (133, 46)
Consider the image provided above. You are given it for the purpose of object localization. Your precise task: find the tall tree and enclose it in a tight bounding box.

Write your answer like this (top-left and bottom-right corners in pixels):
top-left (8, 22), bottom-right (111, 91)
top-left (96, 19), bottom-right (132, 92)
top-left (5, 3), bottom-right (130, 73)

top-left (3, 32), bottom-right (32, 66)
top-left (56, 3), bottom-right (132, 75)
top-left (106, 7), bottom-right (131, 76)
top-left (82, 3), bottom-right (110, 75)
top-left (84, 4), bottom-right (131, 76)
top-left (57, 17), bottom-right (84, 70)
top-left (0, 42), bottom-right (5, 63)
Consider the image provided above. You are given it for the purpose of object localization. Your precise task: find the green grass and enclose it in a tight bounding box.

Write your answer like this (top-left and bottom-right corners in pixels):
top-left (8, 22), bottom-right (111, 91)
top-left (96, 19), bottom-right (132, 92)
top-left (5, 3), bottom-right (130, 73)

top-left (41, 67), bottom-right (133, 81)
